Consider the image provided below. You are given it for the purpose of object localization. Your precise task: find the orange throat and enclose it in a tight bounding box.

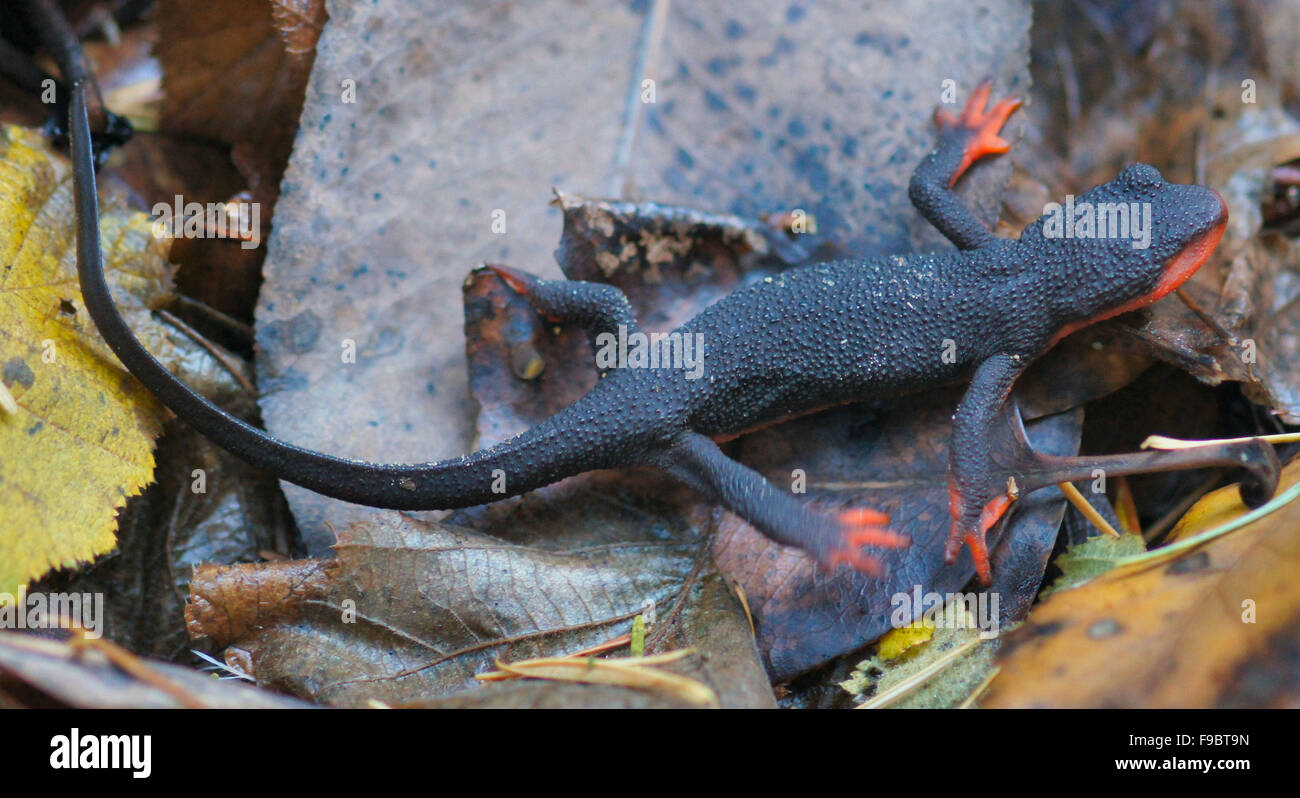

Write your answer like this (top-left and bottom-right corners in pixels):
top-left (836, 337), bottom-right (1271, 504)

top-left (1051, 218), bottom-right (1227, 346)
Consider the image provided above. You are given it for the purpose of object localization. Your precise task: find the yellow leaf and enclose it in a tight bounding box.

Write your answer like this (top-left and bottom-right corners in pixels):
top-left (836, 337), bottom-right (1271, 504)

top-left (0, 125), bottom-right (172, 593)
top-left (842, 604), bottom-right (998, 709)
top-left (876, 621), bottom-right (935, 660)
top-left (1161, 467), bottom-right (1293, 543)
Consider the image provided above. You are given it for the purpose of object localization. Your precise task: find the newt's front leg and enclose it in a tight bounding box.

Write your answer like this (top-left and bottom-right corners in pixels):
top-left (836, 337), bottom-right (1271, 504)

top-left (909, 80), bottom-right (1021, 250)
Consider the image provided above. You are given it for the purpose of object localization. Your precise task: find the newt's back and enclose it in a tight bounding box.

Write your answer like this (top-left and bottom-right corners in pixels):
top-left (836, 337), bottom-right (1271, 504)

top-left (675, 251), bottom-right (999, 435)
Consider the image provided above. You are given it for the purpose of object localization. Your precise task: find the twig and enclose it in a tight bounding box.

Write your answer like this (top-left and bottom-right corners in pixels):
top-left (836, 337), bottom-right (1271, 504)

top-left (957, 665), bottom-right (1000, 709)
top-left (1058, 481), bottom-right (1120, 538)
top-left (1143, 431), bottom-right (1300, 450)
top-left (856, 635), bottom-right (983, 709)
top-left (1175, 287), bottom-right (1237, 346)
top-left (69, 631), bottom-right (208, 709)
top-left (156, 307), bottom-right (257, 396)
top-left (172, 294), bottom-right (256, 345)
top-left (610, 0), bottom-right (671, 198)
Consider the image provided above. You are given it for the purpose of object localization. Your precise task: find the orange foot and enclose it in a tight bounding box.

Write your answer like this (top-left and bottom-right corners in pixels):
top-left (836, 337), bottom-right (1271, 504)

top-left (935, 80), bottom-right (1022, 187)
top-left (944, 492), bottom-right (1013, 585)
top-left (824, 508), bottom-right (909, 576)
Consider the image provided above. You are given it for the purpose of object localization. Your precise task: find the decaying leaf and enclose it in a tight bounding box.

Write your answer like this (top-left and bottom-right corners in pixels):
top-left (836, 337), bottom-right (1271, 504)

top-left (397, 680), bottom-right (707, 709)
top-left (874, 622), bottom-right (936, 661)
top-left (0, 125), bottom-right (172, 593)
top-left (30, 415), bottom-right (296, 660)
top-left (716, 397), bottom-right (1079, 680)
top-left (149, 0), bottom-right (327, 320)
top-left (1162, 470), bottom-right (1261, 542)
top-left (156, 0), bottom-right (325, 206)
top-left (187, 509), bottom-right (775, 708)
top-left (1126, 87), bottom-right (1300, 421)
top-left (982, 458), bottom-right (1300, 708)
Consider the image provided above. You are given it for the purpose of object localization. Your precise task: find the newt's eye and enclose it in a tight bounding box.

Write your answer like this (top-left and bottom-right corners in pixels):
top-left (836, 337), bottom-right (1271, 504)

top-left (1121, 163), bottom-right (1164, 191)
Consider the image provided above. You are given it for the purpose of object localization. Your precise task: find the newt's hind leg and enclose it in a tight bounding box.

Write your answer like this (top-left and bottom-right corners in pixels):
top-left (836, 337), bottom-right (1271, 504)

top-left (657, 432), bottom-right (908, 574)
top-left (945, 353), bottom-right (1026, 584)
top-left (486, 264), bottom-right (638, 350)
top-left (486, 264), bottom-right (641, 376)
top-left (908, 79), bottom-right (1021, 250)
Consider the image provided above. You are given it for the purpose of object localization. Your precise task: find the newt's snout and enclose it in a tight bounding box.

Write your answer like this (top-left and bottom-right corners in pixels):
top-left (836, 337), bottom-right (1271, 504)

top-left (1189, 183), bottom-right (1229, 233)
top-left (1208, 187), bottom-right (1229, 226)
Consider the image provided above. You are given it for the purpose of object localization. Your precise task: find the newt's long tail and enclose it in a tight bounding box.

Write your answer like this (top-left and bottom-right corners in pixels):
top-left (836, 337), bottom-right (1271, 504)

top-left (68, 87), bottom-right (645, 511)
top-left (274, 390), bottom-right (650, 511)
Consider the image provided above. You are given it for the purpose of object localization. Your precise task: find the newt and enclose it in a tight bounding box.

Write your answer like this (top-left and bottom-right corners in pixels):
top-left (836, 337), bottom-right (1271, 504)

top-left (69, 80), bottom-right (1228, 584)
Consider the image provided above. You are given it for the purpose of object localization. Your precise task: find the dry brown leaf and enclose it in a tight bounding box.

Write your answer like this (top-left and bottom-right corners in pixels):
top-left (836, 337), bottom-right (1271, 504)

top-left (155, 0), bottom-right (325, 203)
top-left (186, 511), bottom-right (774, 707)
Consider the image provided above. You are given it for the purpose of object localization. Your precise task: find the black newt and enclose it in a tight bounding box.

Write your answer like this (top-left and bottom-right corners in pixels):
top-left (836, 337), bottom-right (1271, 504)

top-left (70, 81), bottom-right (1228, 584)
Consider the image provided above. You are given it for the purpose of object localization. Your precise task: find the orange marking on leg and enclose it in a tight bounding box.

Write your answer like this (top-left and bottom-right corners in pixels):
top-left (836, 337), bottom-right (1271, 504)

top-left (486, 263), bottom-right (535, 295)
top-left (485, 264), bottom-right (567, 324)
top-left (837, 508), bottom-right (907, 548)
top-left (825, 548), bottom-right (884, 576)
top-left (964, 531), bottom-right (991, 585)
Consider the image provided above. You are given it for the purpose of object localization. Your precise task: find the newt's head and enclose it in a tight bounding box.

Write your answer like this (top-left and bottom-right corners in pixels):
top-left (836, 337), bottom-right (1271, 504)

top-left (1025, 163), bottom-right (1228, 344)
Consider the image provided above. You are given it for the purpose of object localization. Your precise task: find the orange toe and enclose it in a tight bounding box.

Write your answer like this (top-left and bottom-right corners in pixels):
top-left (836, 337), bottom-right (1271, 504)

top-left (825, 547), bottom-right (885, 576)
top-left (944, 492), bottom-right (1015, 584)
top-left (840, 507), bottom-right (890, 527)
top-left (837, 508), bottom-right (908, 548)
top-left (824, 507), bottom-right (909, 575)
top-left (486, 263), bottom-right (536, 295)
